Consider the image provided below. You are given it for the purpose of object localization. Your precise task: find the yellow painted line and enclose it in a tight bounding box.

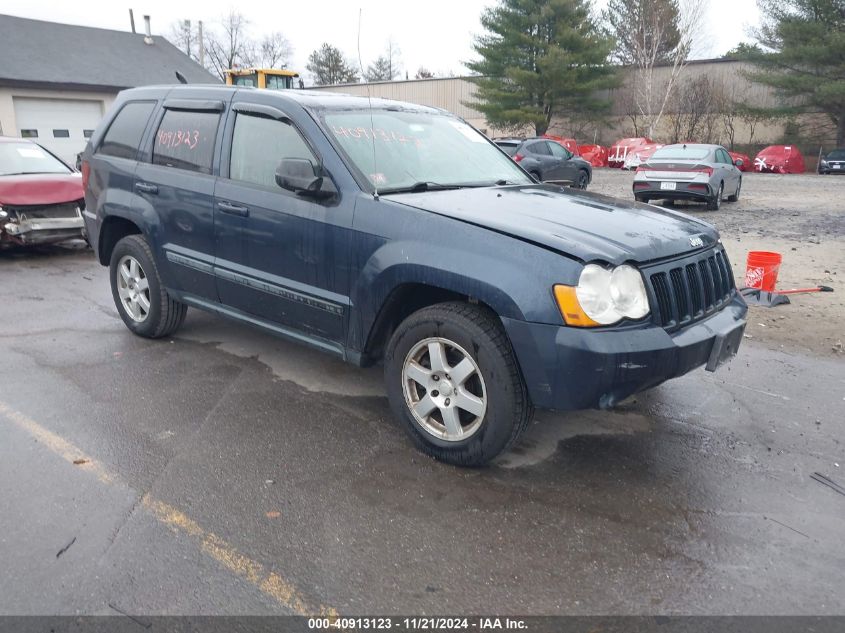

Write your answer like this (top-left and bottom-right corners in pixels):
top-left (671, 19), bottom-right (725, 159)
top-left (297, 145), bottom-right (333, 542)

top-left (142, 494), bottom-right (336, 616)
top-left (0, 399), bottom-right (337, 617)
top-left (0, 400), bottom-right (113, 484)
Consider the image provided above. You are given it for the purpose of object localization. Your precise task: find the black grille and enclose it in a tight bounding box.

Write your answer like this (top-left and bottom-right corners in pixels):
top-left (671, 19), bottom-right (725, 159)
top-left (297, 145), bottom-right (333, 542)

top-left (648, 248), bottom-right (735, 330)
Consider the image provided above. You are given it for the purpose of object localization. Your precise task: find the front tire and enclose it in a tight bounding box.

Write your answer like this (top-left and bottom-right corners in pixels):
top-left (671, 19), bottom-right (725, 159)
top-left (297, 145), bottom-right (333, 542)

top-left (576, 170), bottom-right (590, 189)
top-left (109, 235), bottom-right (187, 338)
top-left (384, 302), bottom-right (532, 466)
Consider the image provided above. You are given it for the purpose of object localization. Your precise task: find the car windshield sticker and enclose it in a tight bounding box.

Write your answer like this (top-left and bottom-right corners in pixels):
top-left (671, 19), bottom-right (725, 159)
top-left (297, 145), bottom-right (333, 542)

top-left (448, 121), bottom-right (485, 142)
top-left (17, 147), bottom-right (46, 159)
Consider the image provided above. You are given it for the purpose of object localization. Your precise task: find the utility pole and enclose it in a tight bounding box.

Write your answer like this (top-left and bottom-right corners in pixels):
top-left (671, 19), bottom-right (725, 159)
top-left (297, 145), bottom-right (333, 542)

top-left (198, 20), bottom-right (205, 66)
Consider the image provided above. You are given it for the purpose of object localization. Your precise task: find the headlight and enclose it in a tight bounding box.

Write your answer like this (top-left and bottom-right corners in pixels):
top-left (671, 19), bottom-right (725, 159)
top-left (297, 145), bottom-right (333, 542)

top-left (554, 263), bottom-right (649, 327)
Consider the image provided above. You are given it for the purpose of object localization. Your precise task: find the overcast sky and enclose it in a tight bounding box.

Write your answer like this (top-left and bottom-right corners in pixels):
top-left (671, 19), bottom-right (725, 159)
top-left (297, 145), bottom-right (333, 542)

top-left (3, 0), bottom-right (761, 80)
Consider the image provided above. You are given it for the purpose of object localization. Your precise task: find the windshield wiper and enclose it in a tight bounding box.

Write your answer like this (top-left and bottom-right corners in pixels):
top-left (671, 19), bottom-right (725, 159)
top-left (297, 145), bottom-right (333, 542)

top-left (379, 181), bottom-right (465, 194)
top-left (1, 171), bottom-right (64, 176)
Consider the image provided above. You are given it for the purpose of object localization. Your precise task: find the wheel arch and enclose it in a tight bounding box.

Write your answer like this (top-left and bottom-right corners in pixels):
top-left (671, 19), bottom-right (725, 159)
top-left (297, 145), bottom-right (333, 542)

top-left (98, 215), bottom-right (142, 265)
top-left (355, 253), bottom-right (528, 365)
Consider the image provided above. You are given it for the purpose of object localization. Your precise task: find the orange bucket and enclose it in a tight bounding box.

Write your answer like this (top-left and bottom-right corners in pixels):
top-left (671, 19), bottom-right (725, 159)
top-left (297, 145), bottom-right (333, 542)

top-left (744, 251), bottom-right (782, 291)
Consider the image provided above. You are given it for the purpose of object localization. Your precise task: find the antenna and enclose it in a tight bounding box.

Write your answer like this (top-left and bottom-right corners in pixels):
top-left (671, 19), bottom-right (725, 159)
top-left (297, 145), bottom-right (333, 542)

top-left (357, 8), bottom-right (379, 200)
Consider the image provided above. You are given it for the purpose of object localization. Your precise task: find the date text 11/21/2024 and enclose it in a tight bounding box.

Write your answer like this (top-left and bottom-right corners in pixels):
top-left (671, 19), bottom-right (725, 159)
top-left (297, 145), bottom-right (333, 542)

top-left (307, 617), bottom-right (528, 630)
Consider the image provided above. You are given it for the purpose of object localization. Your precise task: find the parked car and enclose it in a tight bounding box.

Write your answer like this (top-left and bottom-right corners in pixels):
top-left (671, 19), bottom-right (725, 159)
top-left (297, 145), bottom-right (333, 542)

top-left (82, 87), bottom-right (747, 466)
top-left (494, 137), bottom-right (592, 189)
top-left (0, 136), bottom-right (85, 246)
top-left (632, 143), bottom-right (743, 210)
top-left (818, 148), bottom-right (845, 174)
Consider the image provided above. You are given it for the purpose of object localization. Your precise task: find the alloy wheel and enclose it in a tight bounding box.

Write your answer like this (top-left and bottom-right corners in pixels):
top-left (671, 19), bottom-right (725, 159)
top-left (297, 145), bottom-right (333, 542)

top-left (402, 337), bottom-right (487, 442)
top-left (116, 255), bottom-right (151, 322)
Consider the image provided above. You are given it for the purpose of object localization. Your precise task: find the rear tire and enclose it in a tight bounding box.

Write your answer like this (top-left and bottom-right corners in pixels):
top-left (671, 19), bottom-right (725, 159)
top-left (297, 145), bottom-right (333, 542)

top-left (109, 235), bottom-right (187, 339)
top-left (635, 195), bottom-right (649, 203)
top-left (707, 182), bottom-right (724, 210)
top-left (384, 302), bottom-right (533, 466)
top-left (530, 171), bottom-right (542, 182)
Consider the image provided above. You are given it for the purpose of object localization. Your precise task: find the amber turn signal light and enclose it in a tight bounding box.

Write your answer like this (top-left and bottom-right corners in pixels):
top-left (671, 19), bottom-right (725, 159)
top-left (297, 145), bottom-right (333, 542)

top-left (553, 285), bottom-right (600, 327)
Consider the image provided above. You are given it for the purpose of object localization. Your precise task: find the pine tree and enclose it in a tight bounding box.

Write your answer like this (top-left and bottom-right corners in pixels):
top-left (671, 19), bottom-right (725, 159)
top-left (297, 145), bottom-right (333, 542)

top-left (739, 0), bottom-right (845, 145)
top-left (467, 0), bottom-right (618, 136)
top-left (306, 43), bottom-right (359, 86)
top-left (365, 56), bottom-right (395, 82)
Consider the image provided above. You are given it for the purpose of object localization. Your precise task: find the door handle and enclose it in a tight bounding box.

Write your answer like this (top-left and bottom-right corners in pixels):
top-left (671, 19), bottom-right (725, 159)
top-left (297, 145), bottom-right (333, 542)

top-left (217, 201), bottom-right (249, 217)
top-left (135, 182), bottom-right (158, 194)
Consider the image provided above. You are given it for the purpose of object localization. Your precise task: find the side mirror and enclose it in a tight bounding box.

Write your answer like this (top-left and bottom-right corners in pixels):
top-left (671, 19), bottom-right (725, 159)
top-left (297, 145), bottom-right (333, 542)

top-left (734, 159), bottom-right (744, 168)
top-left (275, 158), bottom-right (337, 198)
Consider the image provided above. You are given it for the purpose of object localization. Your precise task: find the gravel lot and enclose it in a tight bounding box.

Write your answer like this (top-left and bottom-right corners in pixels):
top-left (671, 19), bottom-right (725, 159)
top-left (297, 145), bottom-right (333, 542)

top-left (589, 169), bottom-right (845, 357)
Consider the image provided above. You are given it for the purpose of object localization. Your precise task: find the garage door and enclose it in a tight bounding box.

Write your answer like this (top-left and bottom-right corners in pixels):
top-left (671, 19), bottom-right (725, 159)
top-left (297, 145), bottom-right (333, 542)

top-left (13, 98), bottom-right (105, 165)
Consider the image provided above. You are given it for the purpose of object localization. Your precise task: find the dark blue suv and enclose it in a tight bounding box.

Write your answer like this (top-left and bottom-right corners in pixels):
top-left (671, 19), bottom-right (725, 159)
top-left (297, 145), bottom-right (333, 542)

top-left (81, 85), bottom-right (747, 466)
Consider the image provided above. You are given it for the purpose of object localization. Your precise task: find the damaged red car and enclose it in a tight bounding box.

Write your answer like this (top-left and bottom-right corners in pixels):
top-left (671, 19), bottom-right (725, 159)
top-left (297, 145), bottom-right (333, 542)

top-left (0, 137), bottom-right (85, 246)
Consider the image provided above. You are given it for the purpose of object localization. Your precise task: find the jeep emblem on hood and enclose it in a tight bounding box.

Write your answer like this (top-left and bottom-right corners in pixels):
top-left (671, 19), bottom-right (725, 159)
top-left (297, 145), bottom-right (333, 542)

top-left (689, 236), bottom-right (704, 248)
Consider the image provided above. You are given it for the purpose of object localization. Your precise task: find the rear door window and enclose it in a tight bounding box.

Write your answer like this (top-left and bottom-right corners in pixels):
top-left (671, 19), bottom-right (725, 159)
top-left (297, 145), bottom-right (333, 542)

top-left (98, 101), bottom-right (156, 160)
top-left (229, 112), bottom-right (317, 188)
top-left (548, 142), bottom-right (571, 159)
top-left (530, 142), bottom-right (551, 156)
top-left (152, 109), bottom-right (220, 174)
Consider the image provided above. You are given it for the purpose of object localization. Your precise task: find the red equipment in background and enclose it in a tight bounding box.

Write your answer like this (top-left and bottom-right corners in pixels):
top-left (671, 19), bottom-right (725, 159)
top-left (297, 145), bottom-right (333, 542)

top-left (753, 146), bottom-right (806, 174)
top-left (728, 151), bottom-right (751, 172)
top-left (608, 137), bottom-right (654, 168)
top-left (578, 144), bottom-right (609, 167)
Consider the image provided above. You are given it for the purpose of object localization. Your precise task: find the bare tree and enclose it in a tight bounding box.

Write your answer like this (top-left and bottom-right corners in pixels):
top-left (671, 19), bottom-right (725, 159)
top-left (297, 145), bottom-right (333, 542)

top-left (170, 19), bottom-right (199, 60)
top-left (666, 75), bottom-right (721, 143)
top-left (605, 0), bottom-right (705, 139)
top-left (415, 67), bottom-right (435, 79)
top-left (255, 32), bottom-right (293, 69)
top-left (384, 38), bottom-right (401, 80)
top-left (202, 12), bottom-right (255, 80)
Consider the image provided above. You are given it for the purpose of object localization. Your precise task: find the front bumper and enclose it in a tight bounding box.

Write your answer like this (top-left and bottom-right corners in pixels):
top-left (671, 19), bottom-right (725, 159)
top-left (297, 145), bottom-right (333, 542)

top-left (1, 205), bottom-right (85, 245)
top-left (502, 293), bottom-right (747, 411)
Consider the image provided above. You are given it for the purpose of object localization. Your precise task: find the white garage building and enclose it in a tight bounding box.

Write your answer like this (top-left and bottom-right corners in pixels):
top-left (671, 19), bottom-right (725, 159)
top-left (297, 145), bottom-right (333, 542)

top-left (0, 14), bottom-right (217, 164)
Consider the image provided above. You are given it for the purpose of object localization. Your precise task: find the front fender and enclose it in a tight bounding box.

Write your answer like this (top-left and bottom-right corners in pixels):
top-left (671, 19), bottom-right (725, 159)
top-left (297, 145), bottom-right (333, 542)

top-left (347, 234), bottom-right (578, 354)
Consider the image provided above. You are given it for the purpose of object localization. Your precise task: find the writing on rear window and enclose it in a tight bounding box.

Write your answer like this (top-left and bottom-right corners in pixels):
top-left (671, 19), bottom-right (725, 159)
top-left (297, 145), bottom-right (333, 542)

top-left (156, 129), bottom-right (200, 150)
top-left (152, 109), bottom-right (219, 174)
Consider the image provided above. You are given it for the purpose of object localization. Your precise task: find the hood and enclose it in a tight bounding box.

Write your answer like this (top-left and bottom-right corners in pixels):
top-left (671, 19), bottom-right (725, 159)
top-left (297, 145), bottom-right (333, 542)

top-left (384, 185), bottom-right (719, 265)
top-left (0, 173), bottom-right (83, 206)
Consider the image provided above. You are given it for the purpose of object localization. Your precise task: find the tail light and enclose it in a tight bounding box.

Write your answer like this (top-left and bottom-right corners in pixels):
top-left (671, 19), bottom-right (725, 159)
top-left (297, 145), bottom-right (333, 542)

top-left (513, 153), bottom-right (524, 163)
top-left (699, 166), bottom-right (713, 176)
top-left (81, 160), bottom-right (90, 191)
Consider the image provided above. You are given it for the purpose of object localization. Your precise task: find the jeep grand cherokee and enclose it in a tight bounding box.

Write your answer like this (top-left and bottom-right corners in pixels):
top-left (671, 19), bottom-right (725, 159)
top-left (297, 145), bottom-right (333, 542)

top-left (81, 86), bottom-right (747, 466)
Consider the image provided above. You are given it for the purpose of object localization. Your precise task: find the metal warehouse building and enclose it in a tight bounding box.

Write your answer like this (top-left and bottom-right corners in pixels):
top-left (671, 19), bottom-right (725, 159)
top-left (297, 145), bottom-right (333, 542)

top-left (0, 14), bottom-right (217, 163)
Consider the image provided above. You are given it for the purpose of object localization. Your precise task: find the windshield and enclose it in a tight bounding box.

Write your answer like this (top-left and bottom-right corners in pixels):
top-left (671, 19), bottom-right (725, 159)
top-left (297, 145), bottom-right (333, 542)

top-left (0, 142), bottom-right (71, 176)
top-left (323, 110), bottom-right (531, 192)
top-left (651, 146), bottom-right (711, 161)
top-left (827, 150), bottom-right (845, 160)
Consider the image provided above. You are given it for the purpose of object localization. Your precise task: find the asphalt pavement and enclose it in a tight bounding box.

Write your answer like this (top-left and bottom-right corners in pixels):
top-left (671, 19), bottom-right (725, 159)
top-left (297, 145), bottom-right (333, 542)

top-left (1, 243), bottom-right (844, 615)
